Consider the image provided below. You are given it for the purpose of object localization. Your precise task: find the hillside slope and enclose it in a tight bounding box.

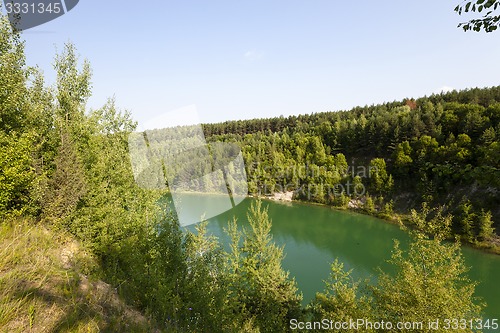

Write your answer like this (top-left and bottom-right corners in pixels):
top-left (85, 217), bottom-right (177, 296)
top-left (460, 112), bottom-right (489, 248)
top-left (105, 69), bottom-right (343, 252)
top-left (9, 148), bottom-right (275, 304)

top-left (0, 219), bottom-right (159, 333)
top-left (199, 86), bottom-right (500, 250)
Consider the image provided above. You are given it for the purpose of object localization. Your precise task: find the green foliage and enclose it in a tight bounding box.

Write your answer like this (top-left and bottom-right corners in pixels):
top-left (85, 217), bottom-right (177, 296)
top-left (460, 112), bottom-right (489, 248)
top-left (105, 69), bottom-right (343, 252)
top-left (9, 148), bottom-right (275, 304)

top-left (455, 0), bottom-right (500, 32)
top-left (368, 158), bottom-right (393, 195)
top-left (477, 209), bottom-right (495, 241)
top-left (372, 234), bottom-right (484, 332)
top-left (201, 86), bottom-right (500, 245)
top-left (53, 42), bottom-right (92, 123)
top-left (203, 86), bottom-right (500, 247)
top-left (393, 141), bottom-right (413, 176)
top-left (0, 15), bottom-right (28, 134)
top-left (1, 10), bottom-right (498, 331)
top-left (0, 132), bottom-right (35, 216)
top-left (458, 200), bottom-right (477, 243)
top-left (331, 191), bottom-right (350, 208)
top-left (42, 130), bottom-right (87, 225)
top-left (478, 210), bottom-right (495, 241)
top-left (407, 203), bottom-right (453, 240)
top-left (352, 175), bottom-right (364, 198)
top-left (225, 201), bottom-right (303, 332)
top-left (310, 259), bottom-right (374, 332)
top-left (311, 232), bottom-right (484, 333)
top-left (0, 17), bottom-right (43, 218)
top-left (182, 222), bottom-right (228, 331)
top-left (380, 200), bottom-right (394, 219)
top-left (364, 195), bottom-right (376, 214)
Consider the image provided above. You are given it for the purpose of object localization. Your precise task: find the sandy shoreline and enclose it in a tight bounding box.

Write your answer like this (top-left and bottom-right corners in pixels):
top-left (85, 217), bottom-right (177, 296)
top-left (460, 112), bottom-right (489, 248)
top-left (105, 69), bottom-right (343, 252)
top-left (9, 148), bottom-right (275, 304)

top-left (267, 191), bottom-right (294, 202)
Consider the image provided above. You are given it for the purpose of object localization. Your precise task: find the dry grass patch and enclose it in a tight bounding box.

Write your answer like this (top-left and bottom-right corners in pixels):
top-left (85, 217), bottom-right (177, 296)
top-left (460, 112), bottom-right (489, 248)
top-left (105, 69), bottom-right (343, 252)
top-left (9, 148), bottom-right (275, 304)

top-left (0, 219), bottom-right (159, 333)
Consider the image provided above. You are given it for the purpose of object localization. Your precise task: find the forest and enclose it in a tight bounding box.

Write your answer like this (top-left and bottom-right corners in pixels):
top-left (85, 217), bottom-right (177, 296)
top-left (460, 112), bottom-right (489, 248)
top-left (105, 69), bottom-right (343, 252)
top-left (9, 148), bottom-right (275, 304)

top-left (0, 13), bottom-right (496, 333)
top-left (201, 87), bottom-right (500, 250)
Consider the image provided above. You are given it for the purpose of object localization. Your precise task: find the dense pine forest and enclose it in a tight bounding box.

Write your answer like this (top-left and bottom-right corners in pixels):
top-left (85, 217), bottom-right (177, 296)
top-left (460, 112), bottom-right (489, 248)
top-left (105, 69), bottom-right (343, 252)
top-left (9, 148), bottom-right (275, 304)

top-left (202, 88), bottom-right (500, 250)
top-left (0, 13), bottom-right (496, 332)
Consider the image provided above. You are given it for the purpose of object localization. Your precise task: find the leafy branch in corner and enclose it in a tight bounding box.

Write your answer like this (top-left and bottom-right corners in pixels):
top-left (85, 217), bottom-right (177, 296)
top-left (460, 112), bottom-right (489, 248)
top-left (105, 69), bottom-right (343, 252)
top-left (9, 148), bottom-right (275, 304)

top-left (455, 0), bottom-right (500, 32)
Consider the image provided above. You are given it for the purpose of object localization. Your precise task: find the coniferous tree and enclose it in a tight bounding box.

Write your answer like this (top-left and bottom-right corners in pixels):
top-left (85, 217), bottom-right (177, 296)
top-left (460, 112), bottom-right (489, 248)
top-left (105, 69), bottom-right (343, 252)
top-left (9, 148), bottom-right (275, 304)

top-left (43, 130), bottom-right (87, 224)
top-left (310, 259), bottom-right (374, 332)
top-left (372, 233), bottom-right (484, 333)
top-left (477, 209), bottom-right (495, 241)
top-left (226, 201), bottom-right (303, 332)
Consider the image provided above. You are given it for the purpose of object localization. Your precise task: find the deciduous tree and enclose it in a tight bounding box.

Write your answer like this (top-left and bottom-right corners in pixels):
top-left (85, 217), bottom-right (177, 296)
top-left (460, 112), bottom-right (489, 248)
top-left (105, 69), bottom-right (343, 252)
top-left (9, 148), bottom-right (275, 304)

top-left (455, 0), bottom-right (500, 32)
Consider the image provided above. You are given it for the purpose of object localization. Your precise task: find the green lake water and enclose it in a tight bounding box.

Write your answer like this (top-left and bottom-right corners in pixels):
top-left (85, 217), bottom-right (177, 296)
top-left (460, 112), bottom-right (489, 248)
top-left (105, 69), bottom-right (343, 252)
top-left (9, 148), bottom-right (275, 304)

top-left (176, 194), bottom-right (500, 322)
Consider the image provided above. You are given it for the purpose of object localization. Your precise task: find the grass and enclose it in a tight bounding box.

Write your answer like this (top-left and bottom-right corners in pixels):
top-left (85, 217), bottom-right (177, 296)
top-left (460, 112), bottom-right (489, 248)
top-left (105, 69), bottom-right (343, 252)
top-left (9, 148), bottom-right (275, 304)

top-left (0, 218), bottom-right (160, 332)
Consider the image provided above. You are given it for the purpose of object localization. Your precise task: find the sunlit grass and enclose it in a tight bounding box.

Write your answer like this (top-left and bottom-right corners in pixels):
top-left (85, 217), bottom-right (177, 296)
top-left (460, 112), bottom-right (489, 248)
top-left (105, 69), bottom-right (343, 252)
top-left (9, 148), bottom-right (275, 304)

top-left (0, 219), bottom-right (158, 332)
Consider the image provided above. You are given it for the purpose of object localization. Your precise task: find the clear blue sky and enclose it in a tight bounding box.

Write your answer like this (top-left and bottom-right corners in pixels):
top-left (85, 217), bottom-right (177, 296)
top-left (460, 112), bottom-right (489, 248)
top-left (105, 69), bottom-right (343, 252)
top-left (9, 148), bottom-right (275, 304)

top-left (9, 0), bottom-right (500, 126)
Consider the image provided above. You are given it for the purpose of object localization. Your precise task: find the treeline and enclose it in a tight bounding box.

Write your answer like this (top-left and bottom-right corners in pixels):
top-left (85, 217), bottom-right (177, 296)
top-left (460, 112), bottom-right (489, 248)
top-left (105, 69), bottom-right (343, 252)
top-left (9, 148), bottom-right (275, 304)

top-left (203, 87), bottom-right (500, 140)
top-left (203, 87), bottom-right (500, 248)
top-left (0, 14), bottom-right (489, 332)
